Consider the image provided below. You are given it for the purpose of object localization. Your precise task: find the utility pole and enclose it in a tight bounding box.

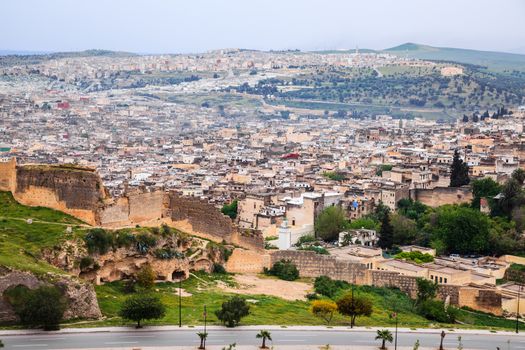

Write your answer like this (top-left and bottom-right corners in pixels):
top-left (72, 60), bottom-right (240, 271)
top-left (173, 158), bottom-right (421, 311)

top-left (394, 312), bottom-right (398, 350)
top-left (516, 283), bottom-right (521, 334)
top-left (204, 305), bottom-right (208, 349)
top-left (178, 277), bottom-right (182, 328)
top-left (351, 270), bottom-right (355, 328)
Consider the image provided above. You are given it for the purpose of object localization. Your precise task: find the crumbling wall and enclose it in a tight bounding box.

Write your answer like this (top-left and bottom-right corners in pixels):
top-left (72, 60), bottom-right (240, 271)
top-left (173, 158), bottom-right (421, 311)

top-left (168, 193), bottom-right (264, 250)
top-left (458, 287), bottom-right (502, 316)
top-left (0, 157), bottom-right (16, 192)
top-left (410, 187), bottom-right (472, 207)
top-left (13, 165), bottom-right (105, 225)
top-left (128, 190), bottom-right (165, 223)
top-left (269, 250), bottom-right (368, 284)
top-left (226, 249), bottom-right (271, 273)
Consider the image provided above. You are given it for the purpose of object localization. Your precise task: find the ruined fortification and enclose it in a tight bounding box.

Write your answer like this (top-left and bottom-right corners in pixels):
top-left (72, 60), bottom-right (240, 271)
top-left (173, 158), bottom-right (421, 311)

top-left (0, 158), bottom-right (263, 250)
top-left (226, 249), bottom-right (504, 315)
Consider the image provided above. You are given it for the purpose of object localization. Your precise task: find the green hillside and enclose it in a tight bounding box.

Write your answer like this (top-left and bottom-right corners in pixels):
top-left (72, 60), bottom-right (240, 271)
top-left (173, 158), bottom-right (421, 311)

top-left (0, 191), bottom-right (85, 276)
top-left (385, 43), bottom-right (525, 72)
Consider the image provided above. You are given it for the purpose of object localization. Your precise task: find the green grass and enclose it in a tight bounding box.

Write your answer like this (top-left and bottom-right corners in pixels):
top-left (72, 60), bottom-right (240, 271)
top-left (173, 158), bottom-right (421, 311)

top-left (71, 273), bottom-right (518, 330)
top-left (0, 191), bottom-right (85, 276)
top-left (0, 191), bottom-right (82, 224)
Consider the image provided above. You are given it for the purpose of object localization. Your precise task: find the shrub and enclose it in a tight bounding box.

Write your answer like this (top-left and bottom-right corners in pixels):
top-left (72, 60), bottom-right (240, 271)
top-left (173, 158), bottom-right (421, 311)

top-left (311, 300), bottom-right (338, 324)
top-left (79, 256), bottom-right (99, 272)
top-left (417, 300), bottom-right (458, 323)
top-left (115, 231), bottom-right (135, 248)
top-left (136, 233), bottom-right (157, 254)
top-left (395, 251), bottom-right (434, 264)
top-left (136, 264), bottom-right (156, 289)
top-left (298, 245), bottom-right (329, 255)
top-left (153, 248), bottom-right (184, 260)
top-left (84, 228), bottom-right (114, 254)
top-left (295, 234), bottom-right (317, 246)
top-left (265, 260), bottom-right (299, 281)
top-left (119, 294), bottom-right (166, 328)
top-left (5, 285), bottom-right (67, 330)
top-left (161, 223), bottom-right (172, 237)
top-left (215, 296), bottom-right (250, 327)
top-left (314, 276), bottom-right (349, 298)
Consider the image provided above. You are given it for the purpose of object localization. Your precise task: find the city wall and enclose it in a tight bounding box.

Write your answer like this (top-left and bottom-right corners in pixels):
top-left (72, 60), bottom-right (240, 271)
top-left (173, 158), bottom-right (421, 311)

top-left (254, 250), bottom-right (502, 315)
top-left (410, 186), bottom-right (473, 207)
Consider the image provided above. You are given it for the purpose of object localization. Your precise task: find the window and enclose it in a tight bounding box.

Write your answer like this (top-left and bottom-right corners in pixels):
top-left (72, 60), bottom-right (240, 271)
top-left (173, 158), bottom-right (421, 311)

top-left (444, 278), bottom-right (447, 284)
top-left (439, 277), bottom-right (442, 283)
top-left (292, 219), bottom-right (295, 226)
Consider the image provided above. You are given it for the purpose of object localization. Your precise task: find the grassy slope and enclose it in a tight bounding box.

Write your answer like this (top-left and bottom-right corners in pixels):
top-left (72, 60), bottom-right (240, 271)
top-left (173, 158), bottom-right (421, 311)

top-left (83, 273), bottom-right (517, 330)
top-left (385, 43), bottom-right (525, 72)
top-left (0, 191), bottom-right (84, 276)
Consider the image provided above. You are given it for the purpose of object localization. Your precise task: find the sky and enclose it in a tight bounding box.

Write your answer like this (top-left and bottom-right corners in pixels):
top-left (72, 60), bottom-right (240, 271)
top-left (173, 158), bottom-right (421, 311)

top-left (1, 0), bottom-right (525, 54)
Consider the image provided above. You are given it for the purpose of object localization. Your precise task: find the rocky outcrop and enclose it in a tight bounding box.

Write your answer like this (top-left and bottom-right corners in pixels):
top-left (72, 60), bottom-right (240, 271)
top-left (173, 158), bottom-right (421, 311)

top-left (0, 269), bottom-right (101, 323)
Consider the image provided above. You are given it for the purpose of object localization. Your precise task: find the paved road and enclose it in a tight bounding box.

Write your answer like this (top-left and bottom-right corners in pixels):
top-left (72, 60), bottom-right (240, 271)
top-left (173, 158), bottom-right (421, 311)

top-left (2, 328), bottom-right (525, 349)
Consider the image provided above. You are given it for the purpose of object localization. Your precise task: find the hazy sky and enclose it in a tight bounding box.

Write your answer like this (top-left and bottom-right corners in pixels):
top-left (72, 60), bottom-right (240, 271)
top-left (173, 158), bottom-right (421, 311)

top-left (2, 0), bottom-right (525, 54)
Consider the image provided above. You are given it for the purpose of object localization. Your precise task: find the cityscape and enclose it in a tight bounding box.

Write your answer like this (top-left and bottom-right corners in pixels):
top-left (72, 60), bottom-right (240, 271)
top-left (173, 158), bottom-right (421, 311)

top-left (1, 1), bottom-right (525, 349)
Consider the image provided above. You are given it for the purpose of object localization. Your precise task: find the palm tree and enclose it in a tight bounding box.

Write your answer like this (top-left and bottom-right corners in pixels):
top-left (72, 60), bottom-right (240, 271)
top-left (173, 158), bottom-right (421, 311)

top-left (197, 332), bottom-right (208, 349)
top-left (256, 330), bottom-right (272, 349)
top-left (376, 329), bottom-right (393, 350)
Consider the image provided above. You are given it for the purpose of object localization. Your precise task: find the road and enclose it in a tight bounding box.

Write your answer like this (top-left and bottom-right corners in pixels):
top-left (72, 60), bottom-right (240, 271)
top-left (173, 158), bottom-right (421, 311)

top-left (1, 328), bottom-right (525, 349)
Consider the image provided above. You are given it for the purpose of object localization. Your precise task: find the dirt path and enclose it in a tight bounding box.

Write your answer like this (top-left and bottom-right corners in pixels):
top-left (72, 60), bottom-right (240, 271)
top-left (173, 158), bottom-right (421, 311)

top-left (218, 274), bottom-right (312, 301)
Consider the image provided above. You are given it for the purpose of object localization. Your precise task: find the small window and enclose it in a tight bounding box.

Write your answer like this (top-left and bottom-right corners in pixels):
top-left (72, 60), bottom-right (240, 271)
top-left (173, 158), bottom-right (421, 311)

top-left (292, 219), bottom-right (296, 226)
top-left (444, 278), bottom-right (448, 284)
top-left (439, 277), bottom-right (443, 283)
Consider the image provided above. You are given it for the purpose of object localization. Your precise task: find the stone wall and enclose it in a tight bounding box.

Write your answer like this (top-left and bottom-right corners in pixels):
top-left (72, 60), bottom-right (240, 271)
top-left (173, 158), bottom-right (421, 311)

top-left (0, 157), bottom-right (16, 192)
top-left (13, 164), bottom-right (106, 225)
top-left (168, 193), bottom-right (264, 251)
top-left (410, 186), bottom-right (472, 207)
top-left (269, 250), bottom-right (368, 284)
top-left (264, 250), bottom-right (500, 314)
top-left (225, 249), bottom-right (271, 273)
top-left (0, 270), bottom-right (101, 323)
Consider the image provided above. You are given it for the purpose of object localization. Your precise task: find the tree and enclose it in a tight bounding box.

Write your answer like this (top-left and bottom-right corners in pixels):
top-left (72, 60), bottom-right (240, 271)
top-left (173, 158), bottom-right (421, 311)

top-left (221, 200), bottom-right (238, 219)
top-left (376, 329), bottom-right (393, 350)
top-left (336, 293), bottom-right (373, 328)
top-left (136, 264), bottom-right (156, 289)
top-left (495, 178), bottom-right (525, 217)
top-left (315, 206), bottom-right (346, 241)
top-left (5, 286), bottom-right (67, 331)
top-left (416, 278), bottom-right (437, 305)
top-left (423, 205), bottom-right (491, 254)
top-left (471, 178), bottom-right (501, 209)
top-left (256, 330), bottom-right (272, 349)
top-left (197, 332), bottom-right (208, 349)
top-left (311, 300), bottom-right (337, 325)
top-left (215, 296), bottom-right (250, 327)
top-left (378, 213), bottom-right (394, 250)
top-left (512, 168), bottom-right (525, 185)
top-left (449, 149), bottom-right (470, 187)
top-left (391, 213), bottom-right (418, 245)
top-left (119, 294), bottom-right (166, 328)
top-left (347, 217), bottom-right (380, 231)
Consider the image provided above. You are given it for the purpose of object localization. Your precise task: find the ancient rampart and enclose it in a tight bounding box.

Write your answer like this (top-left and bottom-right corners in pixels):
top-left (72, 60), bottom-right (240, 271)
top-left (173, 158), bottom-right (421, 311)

top-left (410, 186), bottom-right (472, 207)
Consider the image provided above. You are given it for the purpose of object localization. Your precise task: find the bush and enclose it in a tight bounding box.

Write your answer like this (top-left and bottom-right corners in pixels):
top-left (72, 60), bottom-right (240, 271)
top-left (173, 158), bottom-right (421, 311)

top-left (119, 294), bottom-right (166, 328)
top-left (395, 251), bottom-right (434, 264)
top-left (84, 228), bottom-right (114, 254)
top-left (417, 300), bottom-right (458, 323)
top-left (311, 300), bottom-right (338, 324)
top-left (314, 276), bottom-right (349, 298)
top-left (79, 256), bottom-right (99, 272)
top-left (298, 245), bottom-right (329, 255)
top-left (4, 285), bottom-right (67, 330)
top-left (136, 233), bottom-right (157, 254)
top-left (136, 264), bottom-right (156, 289)
top-left (295, 234), bottom-right (317, 246)
top-left (153, 248), bottom-right (184, 260)
top-left (215, 296), bottom-right (250, 327)
top-left (265, 260), bottom-right (299, 281)
top-left (115, 231), bottom-right (135, 248)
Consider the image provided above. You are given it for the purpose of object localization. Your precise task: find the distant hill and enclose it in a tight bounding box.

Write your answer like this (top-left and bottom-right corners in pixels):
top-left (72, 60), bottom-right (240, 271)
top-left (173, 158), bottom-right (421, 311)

top-left (384, 43), bottom-right (525, 72)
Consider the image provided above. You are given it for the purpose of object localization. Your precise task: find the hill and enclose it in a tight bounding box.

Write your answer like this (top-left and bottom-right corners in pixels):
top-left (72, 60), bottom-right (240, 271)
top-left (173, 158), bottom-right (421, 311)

top-left (385, 43), bottom-right (525, 72)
